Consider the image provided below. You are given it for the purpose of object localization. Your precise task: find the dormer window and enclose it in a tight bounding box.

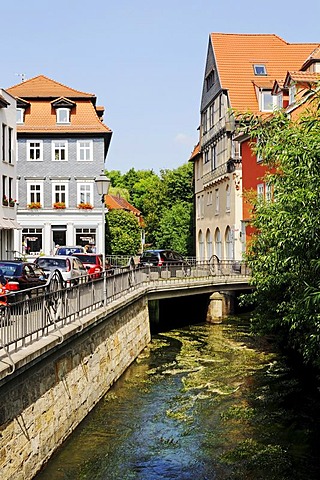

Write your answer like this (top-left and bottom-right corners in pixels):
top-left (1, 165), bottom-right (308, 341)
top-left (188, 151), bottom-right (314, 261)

top-left (260, 90), bottom-right (273, 111)
top-left (289, 85), bottom-right (296, 104)
top-left (51, 97), bottom-right (75, 124)
top-left (253, 64), bottom-right (267, 76)
top-left (16, 108), bottom-right (25, 124)
top-left (56, 108), bottom-right (70, 124)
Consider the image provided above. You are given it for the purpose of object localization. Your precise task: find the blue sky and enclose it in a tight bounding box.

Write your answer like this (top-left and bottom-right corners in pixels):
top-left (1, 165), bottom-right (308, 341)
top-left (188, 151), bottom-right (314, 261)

top-left (2, 0), bottom-right (319, 173)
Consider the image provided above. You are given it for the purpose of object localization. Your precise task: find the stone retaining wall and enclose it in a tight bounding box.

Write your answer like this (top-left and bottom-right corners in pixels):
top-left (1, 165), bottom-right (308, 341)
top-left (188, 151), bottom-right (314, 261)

top-left (0, 296), bottom-right (151, 480)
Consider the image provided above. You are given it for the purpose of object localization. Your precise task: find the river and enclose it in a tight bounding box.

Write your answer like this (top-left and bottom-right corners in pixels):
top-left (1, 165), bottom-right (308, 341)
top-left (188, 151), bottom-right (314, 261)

top-left (35, 316), bottom-right (320, 480)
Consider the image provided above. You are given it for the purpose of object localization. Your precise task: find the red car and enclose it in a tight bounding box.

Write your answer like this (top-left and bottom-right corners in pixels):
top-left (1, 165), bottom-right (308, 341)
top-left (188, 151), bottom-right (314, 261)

top-left (72, 254), bottom-right (103, 279)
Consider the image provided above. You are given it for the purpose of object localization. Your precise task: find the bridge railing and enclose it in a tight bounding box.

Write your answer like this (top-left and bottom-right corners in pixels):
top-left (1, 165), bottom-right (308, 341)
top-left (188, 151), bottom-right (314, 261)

top-left (0, 260), bottom-right (250, 373)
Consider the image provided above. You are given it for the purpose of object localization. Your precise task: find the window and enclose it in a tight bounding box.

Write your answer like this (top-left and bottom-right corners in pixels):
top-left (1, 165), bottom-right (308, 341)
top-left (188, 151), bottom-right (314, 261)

top-left (226, 184), bottom-right (231, 211)
top-left (2, 123), bottom-right (6, 161)
top-left (198, 230), bottom-right (204, 260)
top-left (289, 85), bottom-right (296, 104)
top-left (56, 108), bottom-right (70, 124)
top-left (219, 94), bottom-right (224, 118)
top-left (201, 195), bottom-right (204, 218)
top-left (78, 182), bottom-right (93, 205)
top-left (206, 229), bottom-right (212, 260)
top-left (211, 145), bottom-right (216, 170)
top-left (266, 183), bottom-right (272, 202)
top-left (260, 90), bottom-right (273, 111)
top-left (197, 195), bottom-right (201, 219)
top-left (206, 70), bottom-right (215, 90)
top-left (215, 188), bottom-right (219, 214)
top-left (253, 64), bottom-right (267, 75)
top-left (22, 228), bottom-right (43, 255)
top-left (257, 183), bottom-right (264, 199)
top-left (53, 184), bottom-right (67, 205)
top-left (27, 141), bottom-right (43, 161)
top-left (52, 140), bottom-right (68, 161)
top-left (274, 93), bottom-right (283, 110)
top-left (76, 228), bottom-right (96, 248)
top-left (77, 140), bottom-right (93, 161)
top-left (215, 228), bottom-right (221, 259)
top-left (27, 181), bottom-right (43, 205)
top-left (16, 108), bottom-right (24, 124)
top-left (225, 227), bottom-right (233, 260)
top-left (204, 149), bottom-right (209, 164)
top-left (207, 191), bottom-right (213, 206)
top-left (8, 128), bottom-right (12, 164)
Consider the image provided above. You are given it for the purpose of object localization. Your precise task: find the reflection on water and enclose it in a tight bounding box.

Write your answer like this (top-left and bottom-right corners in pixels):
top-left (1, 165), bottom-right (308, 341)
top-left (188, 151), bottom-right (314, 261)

top-left (35, 317), bottom-right (320, 480)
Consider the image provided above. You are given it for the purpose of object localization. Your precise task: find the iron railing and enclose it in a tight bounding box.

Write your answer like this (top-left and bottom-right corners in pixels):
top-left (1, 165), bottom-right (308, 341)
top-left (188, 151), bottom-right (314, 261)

top-left (0, 260), bottom-right (250, 372)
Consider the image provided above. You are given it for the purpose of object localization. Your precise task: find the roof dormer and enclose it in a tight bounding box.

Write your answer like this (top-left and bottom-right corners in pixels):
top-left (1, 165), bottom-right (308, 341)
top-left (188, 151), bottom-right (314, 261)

top-left (51, 97), bottom-right (76, 124)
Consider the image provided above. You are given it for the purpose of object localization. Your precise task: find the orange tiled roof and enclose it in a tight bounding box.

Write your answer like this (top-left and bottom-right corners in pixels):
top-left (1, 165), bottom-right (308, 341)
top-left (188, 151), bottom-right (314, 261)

top-left (7, 75), bottom-right (112, 134)
top-left (210, 33), bottom-right (319, 113)
top-left (106, 194), bottom-right (141, 216)
top-left (284, 71), bottom-right (320, 85)
top-left (189, 143), bottom-right (200, 161)
top-left (7, 75), bottom-right (94, 98)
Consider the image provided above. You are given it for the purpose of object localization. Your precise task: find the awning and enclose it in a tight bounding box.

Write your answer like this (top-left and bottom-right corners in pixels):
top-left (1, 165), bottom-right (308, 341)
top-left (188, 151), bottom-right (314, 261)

top-left (0, 218), bottom-right (22, 229)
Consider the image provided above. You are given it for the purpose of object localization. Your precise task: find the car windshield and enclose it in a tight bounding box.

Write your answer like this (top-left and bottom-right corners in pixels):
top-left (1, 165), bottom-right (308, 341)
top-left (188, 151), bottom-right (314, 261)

top-left (0, 262), bottom-right (22, 276)
top-left (37, 258), bottom-right (68, 271)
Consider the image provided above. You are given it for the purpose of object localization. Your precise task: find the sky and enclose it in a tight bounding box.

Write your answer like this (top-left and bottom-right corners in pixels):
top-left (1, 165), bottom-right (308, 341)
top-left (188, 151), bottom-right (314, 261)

top-left (2, 0), bottom-right (320, 173)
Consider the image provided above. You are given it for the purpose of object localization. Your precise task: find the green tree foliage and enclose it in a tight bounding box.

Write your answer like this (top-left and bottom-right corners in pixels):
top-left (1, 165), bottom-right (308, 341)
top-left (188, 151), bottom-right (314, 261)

top-left (154, 202), bottom-right (193, 255)
top-left (105, 163), bottom-right (194, 254)
top-left (105, 209), bottom-right (141, 255)
top-left (241, 98), bottom-right (320, 366)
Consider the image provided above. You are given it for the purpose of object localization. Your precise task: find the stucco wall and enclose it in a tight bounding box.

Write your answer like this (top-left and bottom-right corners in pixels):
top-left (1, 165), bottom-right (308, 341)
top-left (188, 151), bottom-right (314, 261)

top-left (0, 297), bottom-right (151, 480)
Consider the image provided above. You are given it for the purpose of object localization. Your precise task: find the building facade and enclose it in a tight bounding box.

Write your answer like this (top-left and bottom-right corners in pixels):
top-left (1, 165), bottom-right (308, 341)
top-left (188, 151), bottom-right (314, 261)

top-left (194, 33), bottom-right (319, 261)
top-left (0, 89), bottom-right (20, 259)
top-left (7, 75), bottom-right (112, 256)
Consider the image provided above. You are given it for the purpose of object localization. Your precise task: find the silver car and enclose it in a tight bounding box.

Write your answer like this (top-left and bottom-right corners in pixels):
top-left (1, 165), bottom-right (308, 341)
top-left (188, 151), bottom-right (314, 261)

top-left (34, 255), bottom-right (88, 285)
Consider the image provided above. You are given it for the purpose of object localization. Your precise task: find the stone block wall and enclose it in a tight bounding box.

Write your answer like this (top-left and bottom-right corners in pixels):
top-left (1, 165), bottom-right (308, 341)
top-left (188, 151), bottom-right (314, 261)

top-left (0, 297), bottom-right (150, 480)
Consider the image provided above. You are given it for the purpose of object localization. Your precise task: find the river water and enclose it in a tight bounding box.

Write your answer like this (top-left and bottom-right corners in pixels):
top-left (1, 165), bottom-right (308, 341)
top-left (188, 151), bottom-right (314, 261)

top-left (35, 316), bottom-right (320, 480)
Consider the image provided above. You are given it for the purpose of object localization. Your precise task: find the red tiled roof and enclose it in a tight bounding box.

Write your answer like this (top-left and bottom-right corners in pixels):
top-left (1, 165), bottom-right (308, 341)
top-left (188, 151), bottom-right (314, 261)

top-left (7, 75), bottom-right (94, 98)
top-left (105, 194), bottom-right (141, 216)
top-left (284, 71), bottom-right (320, 86)
top-left (189, 143), bottom-right (200, 160)
top-left (210, 33), bottom-right (319, 113)
top-left (7, 75), bottom-right (112, 134)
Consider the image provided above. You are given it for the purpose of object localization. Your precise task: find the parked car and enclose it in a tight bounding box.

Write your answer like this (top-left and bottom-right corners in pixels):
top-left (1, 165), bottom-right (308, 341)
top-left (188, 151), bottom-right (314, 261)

top-left (34, 255), bottom-right (88, 285)
top-left (0, 260), bottom-right (47, 298)
top-left (72, 253), bottom-right (103, 279)
top-left (55, 246), bottom-right (86, 256)
top-left (139, 249), bottom-right (190, 275)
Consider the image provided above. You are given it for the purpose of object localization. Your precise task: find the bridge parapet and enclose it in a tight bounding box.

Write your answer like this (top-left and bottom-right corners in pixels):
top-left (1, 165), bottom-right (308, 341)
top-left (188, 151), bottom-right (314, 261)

top-left (0, 261), bottom-right (251, 379)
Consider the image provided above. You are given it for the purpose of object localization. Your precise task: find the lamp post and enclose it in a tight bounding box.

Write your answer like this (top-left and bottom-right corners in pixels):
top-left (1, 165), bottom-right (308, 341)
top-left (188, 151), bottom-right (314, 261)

top-left (95, 171), bottom-right (111, 305)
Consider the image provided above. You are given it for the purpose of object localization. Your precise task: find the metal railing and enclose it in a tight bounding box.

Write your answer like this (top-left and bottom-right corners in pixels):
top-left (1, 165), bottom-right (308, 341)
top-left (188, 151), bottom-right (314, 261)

top-left (0, 260), bottom-right (250, 373)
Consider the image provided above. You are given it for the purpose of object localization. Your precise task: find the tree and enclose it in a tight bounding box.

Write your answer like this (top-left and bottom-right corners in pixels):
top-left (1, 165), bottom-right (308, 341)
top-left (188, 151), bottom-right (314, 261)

top-left (241, 97), bottom-right (320, 366)
top-left (154, 202), bottom-right (193, 255)
top-left (105, 209), bottom-right (141, 255)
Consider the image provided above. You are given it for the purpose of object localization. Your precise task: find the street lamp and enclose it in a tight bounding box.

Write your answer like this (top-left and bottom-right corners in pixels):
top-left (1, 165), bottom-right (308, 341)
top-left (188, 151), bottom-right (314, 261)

top-left (95, 171), bottom-right (111, 305)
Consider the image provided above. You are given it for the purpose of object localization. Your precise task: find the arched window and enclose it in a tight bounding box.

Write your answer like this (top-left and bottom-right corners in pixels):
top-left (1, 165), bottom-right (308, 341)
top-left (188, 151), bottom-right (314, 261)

top-left (198, 230), bottom-right (204, 260)
top-left (226, 184), bottom-right (230, 211)
top-left (215, 228), bottom-right (221, 259)
top-left (206, 229), bottom-right (212, 260)
top-left (225, 226), bottom-right (233, 260)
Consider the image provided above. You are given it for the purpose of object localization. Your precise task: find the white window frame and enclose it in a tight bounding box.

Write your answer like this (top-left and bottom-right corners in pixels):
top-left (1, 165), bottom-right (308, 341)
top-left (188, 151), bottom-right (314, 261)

top-left (27, 140), bottom-right (43, 162)
top-left (16, 108), bottom-right (24, 124)
top-left (77, 140), bottom-right (93, 161)
top-left (56, 108), bottom-right (70, 124)
top-left (215, 228), bottom-right (222, 259)
top-left (52, 140), bottom-right (68, 162)
top-left (27, 180), bottom-right (44, 205)
top-left (253, 64), bottom-right (267, 75)
top-left (77, 182), bottom-right (94, 205)
top-left (52, 182), bottom-right (69, 207)
top-left (289, 85), bottom-right (296, 105)
top-left (260, 90), bottom-right (273, 112)
top-left (266, 183), bottom-right (272, 202)
top-left (257, 183), bottom-right (264, 199)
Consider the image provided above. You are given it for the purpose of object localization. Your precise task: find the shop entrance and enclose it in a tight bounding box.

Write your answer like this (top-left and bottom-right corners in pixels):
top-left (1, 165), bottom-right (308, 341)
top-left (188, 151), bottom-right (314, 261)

top-left (52, 226), bottom-right (67, 252)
